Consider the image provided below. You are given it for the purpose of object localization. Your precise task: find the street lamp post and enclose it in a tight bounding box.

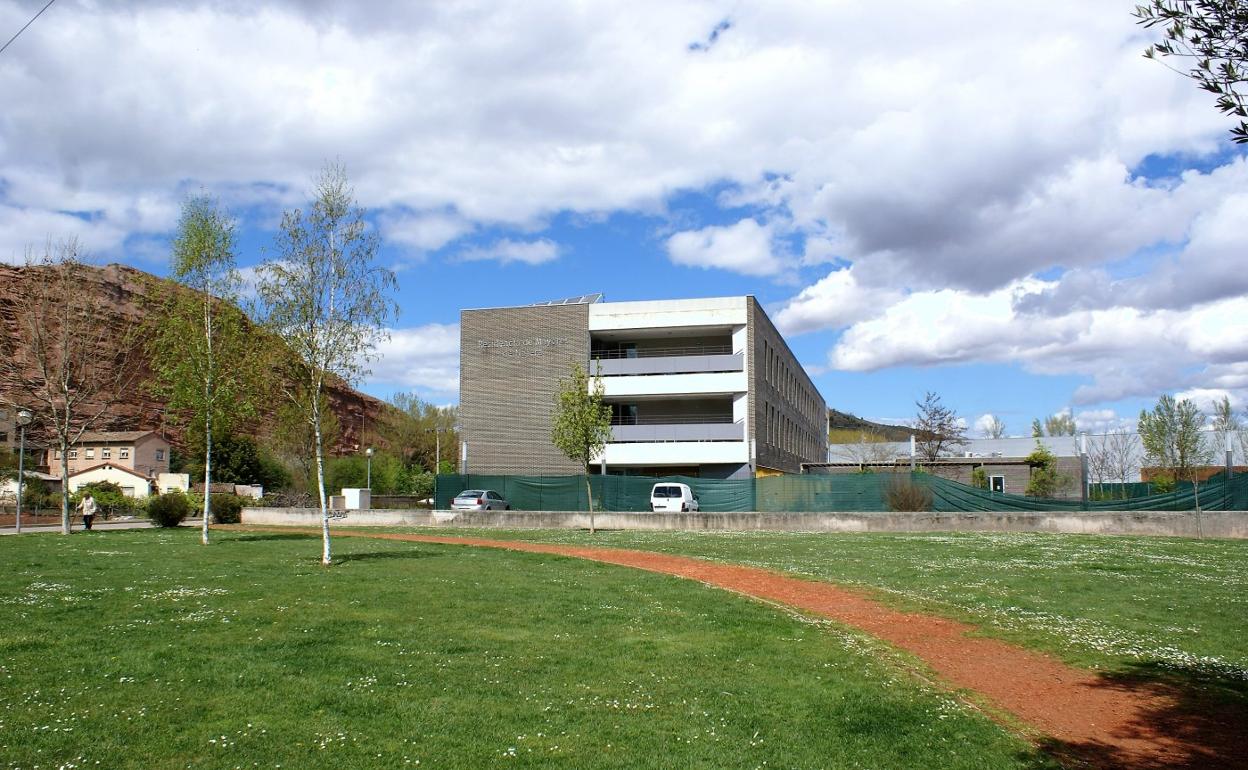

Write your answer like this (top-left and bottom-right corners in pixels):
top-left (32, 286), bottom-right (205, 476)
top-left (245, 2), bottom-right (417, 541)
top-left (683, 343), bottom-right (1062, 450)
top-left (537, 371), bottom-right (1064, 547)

top-left (365, 447), bottom-right (374, 490)
top-left (15, 408), bottom-right (33, 534)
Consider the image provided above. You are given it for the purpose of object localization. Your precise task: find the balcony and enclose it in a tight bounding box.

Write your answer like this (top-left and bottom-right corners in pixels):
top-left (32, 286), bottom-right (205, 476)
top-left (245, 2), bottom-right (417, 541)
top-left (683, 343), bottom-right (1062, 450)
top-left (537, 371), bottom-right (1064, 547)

top-left (610, 415), bottom-right (744, 443)
top-left (591, 343), bottom-right (743, 377)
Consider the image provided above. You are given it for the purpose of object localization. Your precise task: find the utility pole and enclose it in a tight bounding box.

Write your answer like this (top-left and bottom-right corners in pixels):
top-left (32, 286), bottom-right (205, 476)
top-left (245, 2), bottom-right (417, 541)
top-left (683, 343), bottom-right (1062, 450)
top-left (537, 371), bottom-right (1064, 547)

top-left (15, 408), bottom-right (33, 533)
top-left (1079, 432), bottom-right (1088, 509)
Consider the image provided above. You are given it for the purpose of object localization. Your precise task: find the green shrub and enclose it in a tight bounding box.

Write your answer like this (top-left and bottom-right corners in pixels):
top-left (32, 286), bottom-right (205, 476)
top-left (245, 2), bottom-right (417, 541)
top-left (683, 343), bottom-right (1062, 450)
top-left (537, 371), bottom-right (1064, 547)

top-left (970, 467), bottom-right (988, 490)
top-left (147, 493), bottom-right (189, 528)
top-left (886, 474), bottom-right (932, 512)
top-left (209, 494), bottom-right (244, 524)
top-left (1024, 441), bottom-right (1071, 498)
top-left (72, 481), bottom-right (138, 519)
top-left (1150, 473), bottom-right (1177, 494)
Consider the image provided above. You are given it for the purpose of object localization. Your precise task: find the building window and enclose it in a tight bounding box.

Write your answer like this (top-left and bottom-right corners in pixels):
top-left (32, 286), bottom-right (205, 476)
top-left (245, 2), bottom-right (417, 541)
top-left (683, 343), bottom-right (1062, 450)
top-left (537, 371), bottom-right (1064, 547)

top-left (990, 475), bottom-right (1006, 494)
top-left (102, 448), bottom-right (111, 459)
top-left (120, 449), bottom-right (130, 459)
top-left (0, 432), bottom-right (7, 443)
top-left (68, 450), bottom-right (78, 459)
top-left (156, 449), bottom-right (165, 461)
top-left (85, 448), bottom-right (95, 459)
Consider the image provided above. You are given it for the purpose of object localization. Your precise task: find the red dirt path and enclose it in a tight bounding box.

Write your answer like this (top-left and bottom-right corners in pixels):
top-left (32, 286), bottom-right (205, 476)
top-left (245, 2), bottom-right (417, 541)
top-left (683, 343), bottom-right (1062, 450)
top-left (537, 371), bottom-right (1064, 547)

top-left (248, 528), bottom-right (1248, 769)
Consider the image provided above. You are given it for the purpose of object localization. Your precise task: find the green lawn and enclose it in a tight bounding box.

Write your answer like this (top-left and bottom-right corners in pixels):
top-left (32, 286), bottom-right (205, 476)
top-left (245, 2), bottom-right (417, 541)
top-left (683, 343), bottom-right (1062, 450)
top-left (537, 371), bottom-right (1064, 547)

top-left (417, 528), bottom-right (1248, 697)
top-left (0, 529), bottom-right (1055, 769)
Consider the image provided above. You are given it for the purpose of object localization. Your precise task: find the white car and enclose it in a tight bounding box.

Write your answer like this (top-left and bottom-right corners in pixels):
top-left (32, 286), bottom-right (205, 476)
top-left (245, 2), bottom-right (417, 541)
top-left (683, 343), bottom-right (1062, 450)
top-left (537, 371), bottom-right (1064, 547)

top-left (451, 489), bottom-right (511, 511)
top-left (651, 483), bottom-right (700, 513)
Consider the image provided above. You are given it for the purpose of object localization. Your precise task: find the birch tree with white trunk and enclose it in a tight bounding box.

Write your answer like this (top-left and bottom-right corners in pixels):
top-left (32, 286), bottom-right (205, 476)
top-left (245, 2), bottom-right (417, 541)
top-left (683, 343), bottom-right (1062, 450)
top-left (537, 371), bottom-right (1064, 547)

top-left (255, 164), bottom-right (397, 565)
top-left (147, 195), bottom-right (256, 545)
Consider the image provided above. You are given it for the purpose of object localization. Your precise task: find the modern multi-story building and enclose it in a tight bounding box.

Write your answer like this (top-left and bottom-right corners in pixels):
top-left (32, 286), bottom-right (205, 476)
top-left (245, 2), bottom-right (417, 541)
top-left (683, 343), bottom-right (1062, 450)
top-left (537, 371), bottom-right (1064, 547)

top-left (459, 295), bottom-right (826, 478)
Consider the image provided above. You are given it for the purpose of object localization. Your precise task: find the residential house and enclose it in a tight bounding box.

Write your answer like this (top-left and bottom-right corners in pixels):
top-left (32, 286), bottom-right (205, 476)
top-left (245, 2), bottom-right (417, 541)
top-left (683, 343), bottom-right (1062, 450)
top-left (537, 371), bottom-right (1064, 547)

top-left (45, 431), bottom-right (171, 479)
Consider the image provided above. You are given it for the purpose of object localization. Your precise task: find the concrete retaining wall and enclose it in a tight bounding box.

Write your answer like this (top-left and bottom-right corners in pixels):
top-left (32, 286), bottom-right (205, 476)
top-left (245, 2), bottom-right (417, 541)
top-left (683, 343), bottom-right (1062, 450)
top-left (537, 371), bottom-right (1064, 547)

top-left (241, 507), bottom-right (1248, 538)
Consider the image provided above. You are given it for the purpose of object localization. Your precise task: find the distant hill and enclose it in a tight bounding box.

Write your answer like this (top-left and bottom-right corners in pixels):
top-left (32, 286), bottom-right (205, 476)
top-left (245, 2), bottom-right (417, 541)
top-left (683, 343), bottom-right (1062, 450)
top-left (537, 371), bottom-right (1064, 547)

top-left (0, 262), bottom-right (395, 455)
top-left (827, 408), bottom-right (914, 443)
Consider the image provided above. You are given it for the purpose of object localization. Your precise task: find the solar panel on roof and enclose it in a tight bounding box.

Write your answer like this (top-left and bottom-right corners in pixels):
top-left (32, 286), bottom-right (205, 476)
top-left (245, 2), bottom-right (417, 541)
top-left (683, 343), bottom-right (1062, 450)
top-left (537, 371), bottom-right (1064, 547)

top-left (529, 293), bottom-right (604, 306)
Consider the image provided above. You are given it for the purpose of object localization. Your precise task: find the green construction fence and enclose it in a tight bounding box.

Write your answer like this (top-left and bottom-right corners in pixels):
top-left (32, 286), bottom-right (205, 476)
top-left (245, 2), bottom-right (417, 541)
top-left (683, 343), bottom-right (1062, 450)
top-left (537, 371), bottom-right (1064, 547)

top-left (436, 471), bottom-right (1248, 513)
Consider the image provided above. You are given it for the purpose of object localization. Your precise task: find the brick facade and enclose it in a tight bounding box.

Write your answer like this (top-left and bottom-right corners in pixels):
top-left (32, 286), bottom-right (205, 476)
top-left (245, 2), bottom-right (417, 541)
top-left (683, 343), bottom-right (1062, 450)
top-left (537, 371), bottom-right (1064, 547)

top-left (459, 304), bottom-right (591, 475)
top-left (750, 298), bottom-right (827, 474)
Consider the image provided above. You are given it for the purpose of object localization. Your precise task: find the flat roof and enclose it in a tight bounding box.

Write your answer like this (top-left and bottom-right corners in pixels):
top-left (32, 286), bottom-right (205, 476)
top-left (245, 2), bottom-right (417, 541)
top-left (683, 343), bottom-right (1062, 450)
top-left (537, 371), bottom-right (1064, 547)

top-left (461, 294), bottom-right (753, 313)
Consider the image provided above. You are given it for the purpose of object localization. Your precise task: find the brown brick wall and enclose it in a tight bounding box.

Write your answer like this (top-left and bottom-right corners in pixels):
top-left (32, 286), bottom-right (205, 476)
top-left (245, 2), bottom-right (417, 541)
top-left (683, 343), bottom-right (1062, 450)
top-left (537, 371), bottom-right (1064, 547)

top-left (814, 457), bottom-right (1085, 499)
top-left (749, 297), bottom-right (827, 474)
top-left (459, 304), bottom-right (590, 474)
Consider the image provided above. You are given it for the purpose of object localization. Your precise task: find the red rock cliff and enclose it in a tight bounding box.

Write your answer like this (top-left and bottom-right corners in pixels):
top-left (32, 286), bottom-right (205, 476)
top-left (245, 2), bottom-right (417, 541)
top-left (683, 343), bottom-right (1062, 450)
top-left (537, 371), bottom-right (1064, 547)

top-left (0, 262), bottom-right (393, 454)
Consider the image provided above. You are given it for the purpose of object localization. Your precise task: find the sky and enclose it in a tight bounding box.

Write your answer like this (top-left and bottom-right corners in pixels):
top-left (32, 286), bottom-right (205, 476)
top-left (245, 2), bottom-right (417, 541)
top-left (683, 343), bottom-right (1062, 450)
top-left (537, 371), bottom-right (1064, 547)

top-left (2, 0), bottom-right (1245, 437)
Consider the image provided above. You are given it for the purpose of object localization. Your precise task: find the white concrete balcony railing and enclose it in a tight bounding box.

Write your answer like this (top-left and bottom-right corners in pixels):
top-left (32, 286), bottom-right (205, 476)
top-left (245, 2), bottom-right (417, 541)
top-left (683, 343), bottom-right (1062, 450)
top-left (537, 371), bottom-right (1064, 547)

top-left (611, 419), bottom-right (744, 443)
top-left (598, 371), bottom-right (748, 397)
top-left (597, 440), bottom-right (750, 466)
top-left (593, 352), bottom-right (743, 376)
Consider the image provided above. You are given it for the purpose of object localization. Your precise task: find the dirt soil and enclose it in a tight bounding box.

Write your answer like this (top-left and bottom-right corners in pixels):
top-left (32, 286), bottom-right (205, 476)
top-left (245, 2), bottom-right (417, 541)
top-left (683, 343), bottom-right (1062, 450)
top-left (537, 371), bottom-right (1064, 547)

top-left (249, 528), bottom-right (1248, 769)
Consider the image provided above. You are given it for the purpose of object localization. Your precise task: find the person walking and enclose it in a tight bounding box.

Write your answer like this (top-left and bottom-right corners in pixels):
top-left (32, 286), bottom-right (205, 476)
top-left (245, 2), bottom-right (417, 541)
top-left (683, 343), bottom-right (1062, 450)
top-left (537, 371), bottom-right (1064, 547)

top-left (78, 491), bottom-right (97, 531)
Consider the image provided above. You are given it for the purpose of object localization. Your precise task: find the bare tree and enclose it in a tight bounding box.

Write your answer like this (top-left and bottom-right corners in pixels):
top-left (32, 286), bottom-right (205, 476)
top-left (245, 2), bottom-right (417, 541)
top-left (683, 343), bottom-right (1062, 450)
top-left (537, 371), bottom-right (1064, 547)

top-left (1087, 432), bottom-right (1143, 497)
top-left (1210, 395), bottom-right (1239, 458)
top-left (0, 241), bottom-right (140, 534)
top-left (913, 391), bottom-right (968, 462)
top-left (982, 415), bottom-right (1006, 439)
top-left (1044, 410), bottom-right (1077, 436)
top-left (844, 429), bottom-right (897, 466)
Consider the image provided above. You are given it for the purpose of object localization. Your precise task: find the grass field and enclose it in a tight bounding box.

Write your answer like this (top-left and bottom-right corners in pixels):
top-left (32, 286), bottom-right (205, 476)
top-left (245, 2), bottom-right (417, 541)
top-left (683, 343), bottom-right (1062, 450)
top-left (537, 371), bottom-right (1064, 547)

top-left (416, 528), bottom-right (1248, 698)
top-left (0, 529), bottom-right (1057, 769)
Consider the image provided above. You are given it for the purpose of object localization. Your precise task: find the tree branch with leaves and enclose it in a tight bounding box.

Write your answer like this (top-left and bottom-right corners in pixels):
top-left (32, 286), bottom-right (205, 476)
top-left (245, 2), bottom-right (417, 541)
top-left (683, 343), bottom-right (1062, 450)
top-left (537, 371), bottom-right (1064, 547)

top-left (255, 164), bottom-right (398, 565)
top-left (550, 362), bottom-right (613, 533)
top-left (1135, 0), bottom-right (1248, 143)
top-left (913, 391), bottom-right (968, 462)
top-left (147, 195), bottom-right (260, 545)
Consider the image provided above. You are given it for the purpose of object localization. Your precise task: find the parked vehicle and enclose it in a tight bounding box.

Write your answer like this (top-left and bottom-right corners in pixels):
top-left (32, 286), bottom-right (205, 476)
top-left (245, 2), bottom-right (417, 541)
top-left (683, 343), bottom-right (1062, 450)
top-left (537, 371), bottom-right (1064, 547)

top-left (650, 483), bottom-right (700, 512)
top-left (451, 489), bottom-right (511, 511)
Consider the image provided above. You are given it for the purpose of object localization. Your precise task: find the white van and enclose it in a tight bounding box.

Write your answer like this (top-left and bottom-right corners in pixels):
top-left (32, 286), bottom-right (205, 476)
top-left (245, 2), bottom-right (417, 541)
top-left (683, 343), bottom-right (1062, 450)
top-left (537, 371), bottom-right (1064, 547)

top-left (651, 483), bottom-right (700, 513)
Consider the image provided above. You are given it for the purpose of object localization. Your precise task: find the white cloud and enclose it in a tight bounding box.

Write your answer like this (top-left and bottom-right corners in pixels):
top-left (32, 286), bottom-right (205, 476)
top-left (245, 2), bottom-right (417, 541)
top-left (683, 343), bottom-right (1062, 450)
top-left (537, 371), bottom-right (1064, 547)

top-left (457, 237), bottom-right (560, 265)
top-left (830, 280), bottom-right (1248, 406)
top-left (773, 266), bottom-right (903, 335)
top-left (665, 217), bottom-right (786, 276)
top-left (367, 323), bottom-right (460, 393)
top-left (1, 0), bottom-right (1244, 414)
top-left (381, 210), bottom-right (474, 252)
top-left (1173, 388), bottom-right (1244, 414)
top-left (1072, 409), bottom-right (1133, 434)
top-left (973, 413), bottom-right (998, 436)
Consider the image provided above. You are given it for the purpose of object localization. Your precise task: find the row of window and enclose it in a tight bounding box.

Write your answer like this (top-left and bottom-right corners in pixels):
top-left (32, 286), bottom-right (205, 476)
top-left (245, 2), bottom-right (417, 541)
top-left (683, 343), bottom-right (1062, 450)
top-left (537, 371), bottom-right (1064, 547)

top-left (764, 403), bottom-right (821, 459)
top-left (761, 340), bottom-right (822, 430)
top-left (56, 448), bottom-right (129, 460)
top-left (52, 447), bottom-right (164, 461)
top-left (761, 339), bottom-right (824, 459)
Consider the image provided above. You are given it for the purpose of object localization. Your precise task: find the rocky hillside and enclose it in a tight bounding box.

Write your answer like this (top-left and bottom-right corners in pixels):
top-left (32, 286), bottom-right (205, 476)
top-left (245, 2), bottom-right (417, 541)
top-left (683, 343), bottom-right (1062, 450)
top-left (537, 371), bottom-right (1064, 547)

top-left (0, 262), bottom-right (393, 455)
top-left (827, 408), bottom-right (914, 442)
